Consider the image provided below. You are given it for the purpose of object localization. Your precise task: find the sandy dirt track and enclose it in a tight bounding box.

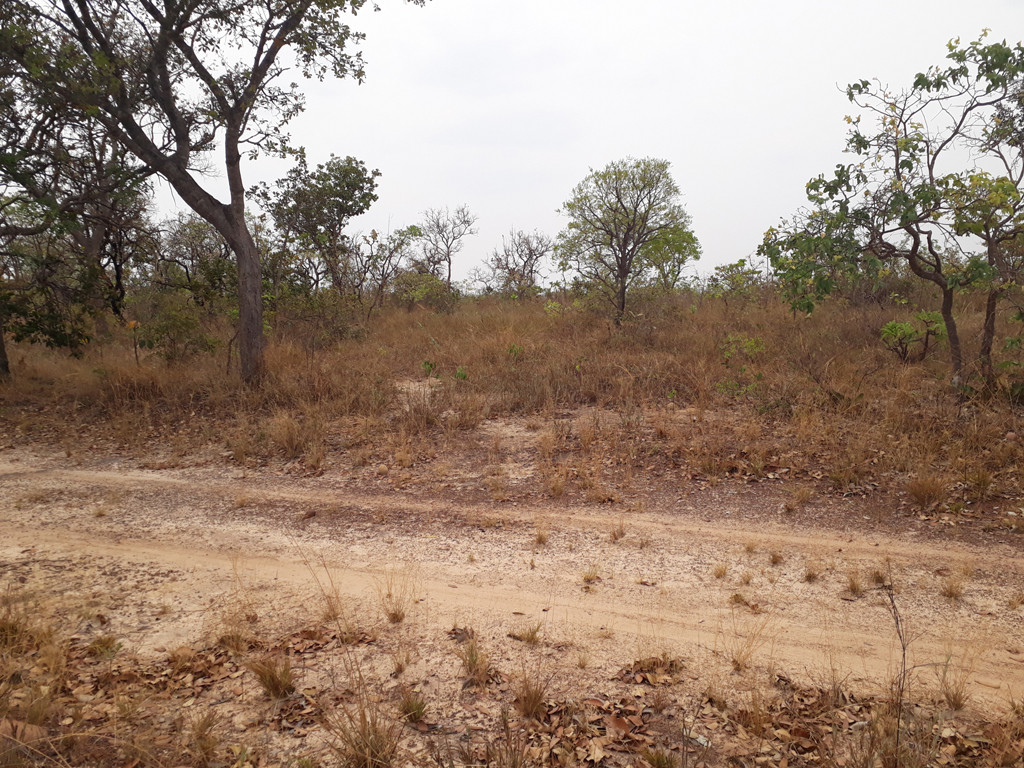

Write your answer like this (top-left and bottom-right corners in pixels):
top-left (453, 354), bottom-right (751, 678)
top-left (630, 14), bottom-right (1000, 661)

top-left (2, 441), bottom-right (1024, 724)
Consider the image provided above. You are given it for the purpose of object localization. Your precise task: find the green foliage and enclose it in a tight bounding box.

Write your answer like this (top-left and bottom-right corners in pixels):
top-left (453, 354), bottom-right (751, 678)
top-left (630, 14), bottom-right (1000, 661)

top-left (485, 229), bottom-right (551, 298)
top-left (706, 259), bottom-right (764, 302)
top-left (543, 300), bottom-right (565, 317)
top-left (999, 309), bottom-right (1024, 378)
top-left (762, 35), bottom-right (1024, 311)
top-left (1, 0), bottom-right (427, 382)
top-left (129, 291), bottom-right (220, 362)
top-left (256, 154), bottom-right (380, 297)
top-left (557, 157), bottom-right (699, 321)
top-left (0, 284), bottom-right (92, 353)
top-left (715, 334), bottom-right (766, 403)
top-left (880, 322), bottom-right (918, 358)
top-left (156, 213), bottom-right (237, 306)
top-left (268, 289), bottom-right (364, 350)
top-left (393, 272), bottom-right (458, 314)
top-left (643, 225), bottom-right (702, 291)
top-left (415, 206), bottom-right (478, 290)
top-left (0, 231), bottom-right (106, 355)
top-left (761, 32), bottom-right (1024, 382)
top-left (719, 334), bottom-right (765, 367)
top-left (879, 311), bottom-right (947, 363)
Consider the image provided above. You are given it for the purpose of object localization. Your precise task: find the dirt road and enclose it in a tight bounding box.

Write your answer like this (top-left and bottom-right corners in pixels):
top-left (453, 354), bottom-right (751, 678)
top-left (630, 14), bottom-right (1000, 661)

top-left (3, 443), bottom-right (1023, 721)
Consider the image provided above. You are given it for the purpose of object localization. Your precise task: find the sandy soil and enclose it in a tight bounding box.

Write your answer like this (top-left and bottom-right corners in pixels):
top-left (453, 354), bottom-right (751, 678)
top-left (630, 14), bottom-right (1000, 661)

top-left (2, 426), bottom-right (1024, 764)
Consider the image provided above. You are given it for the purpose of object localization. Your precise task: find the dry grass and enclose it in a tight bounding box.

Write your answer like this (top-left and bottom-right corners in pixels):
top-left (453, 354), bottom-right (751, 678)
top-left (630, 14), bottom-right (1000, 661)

top-left (846, 569), bottom-right (864, 598)
top-left (390, 645), bottom-right (412, 677)
top-left (324, 689), bottom-right (402, 768)
top-left (7, 292), bottom-right (1024, 765)
top-left (187, 711), bottom-right (222, 767)
top-left (940, 574), bottom-right (965, 601)
top-left (508, 621), bottom-right (542, 646)
top-left (642, 748), bottom-right (677, 768)
top-left (609, 518), bottom-right (627, 543)
top-left (789, 485), bottom-right (814, 509)
top-left (247, 654), bottom-right (295, 699)
top-left (482, 715), bottom-right (532, 768)
top-left (456, 635), bottom-right (491, 688)
top-left (397, 686), bottom-right (428, 724)
top-left (803, 561), bottom-right (822, 583)
top-left (513, 668), bottom-right (548, 720)
top-left (906, 473), bottom-right (948, 509)
top-left (4, 291), bottom-right (1024, 513)
top-left (723, 612), bottom-right (776, 672)
top-left (937, 649), bottom-right (976, 711)
top-left (85, 634), bottom-right (121, 659)
top-left (377, 566), bottom-right (417, 624)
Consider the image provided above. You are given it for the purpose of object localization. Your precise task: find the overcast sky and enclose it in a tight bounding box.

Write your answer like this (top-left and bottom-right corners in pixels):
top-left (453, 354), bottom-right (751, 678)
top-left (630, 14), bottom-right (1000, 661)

top-left (163, 0), bottom-right (1024, 282)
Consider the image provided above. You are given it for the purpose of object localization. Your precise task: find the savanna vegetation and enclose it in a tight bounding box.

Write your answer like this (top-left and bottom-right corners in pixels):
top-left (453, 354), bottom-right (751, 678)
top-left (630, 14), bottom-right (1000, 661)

top-left (2, 4), bottom-right (1024, 765)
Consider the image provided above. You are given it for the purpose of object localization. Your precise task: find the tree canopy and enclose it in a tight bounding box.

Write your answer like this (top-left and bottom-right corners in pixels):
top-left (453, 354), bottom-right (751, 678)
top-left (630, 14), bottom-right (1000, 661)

top-left (257, 154), bottom-right (380, 296)
top-left (760, 34), bottom-right (1024, 387)
top-left (0, 0), bottom-right (424, 381)
top-left (557, 157), bottom-right (699, 322)
top-left (415, 205), bottom-right (478, 290)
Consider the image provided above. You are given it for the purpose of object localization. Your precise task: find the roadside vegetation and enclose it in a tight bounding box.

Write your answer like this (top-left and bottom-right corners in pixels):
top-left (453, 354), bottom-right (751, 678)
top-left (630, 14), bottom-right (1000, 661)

top-left (3, 284), bottom-right (1023, 516)
top-left (3, 8), bottom-right (1024, 764)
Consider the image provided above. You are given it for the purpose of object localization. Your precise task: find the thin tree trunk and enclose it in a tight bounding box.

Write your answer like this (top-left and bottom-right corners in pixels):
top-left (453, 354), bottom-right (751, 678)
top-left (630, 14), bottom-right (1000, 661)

top-left (613, 281), bottom-right (627, 326)
top-left (939, 286), bottom-right (963, 385)
top-left (979, 287), bottom-right (999, 391)
top-left (0, 320), bottom-right (10, 380)
top-left (903, 233), bottom-right (963, 388)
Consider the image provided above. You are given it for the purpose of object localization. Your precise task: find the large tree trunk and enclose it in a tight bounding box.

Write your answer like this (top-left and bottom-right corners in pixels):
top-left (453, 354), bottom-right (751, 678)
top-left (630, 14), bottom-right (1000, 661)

top-left (224, 125), bottom-right (264, 384)
top-left (227, 223), bottom-right (265, 384)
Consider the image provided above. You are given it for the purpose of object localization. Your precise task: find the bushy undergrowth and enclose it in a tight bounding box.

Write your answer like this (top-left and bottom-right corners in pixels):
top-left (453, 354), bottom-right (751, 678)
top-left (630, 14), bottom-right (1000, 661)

top-left (2, 289), bottom-right (1022, 504)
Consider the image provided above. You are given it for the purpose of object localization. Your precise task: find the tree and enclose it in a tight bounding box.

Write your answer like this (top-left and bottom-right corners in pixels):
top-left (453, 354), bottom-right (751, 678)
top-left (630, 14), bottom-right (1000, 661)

top-left (643, 225), bottom-right (702, 292)
top-left (152, 213), bottom-right (237, 307)
top-left (1, 218), bottom-right (100, 364)
top-left (556, 157), bottom-right (699, 323)
top-left (257, 154), bottom-right (379, 298)
top-left (0, 130), bottom-right (156, 376)
top-left (416, 205), bottom-right (478, 290)
top-left (349, 227), bottom-right (418, 318)
top-left (705, 259), bottom-right (765, 304)
top-left (1, 10), bottom-right (157, 376)
top-left (485, 229), bottom-right (552, 298)
top-left (1, 0), bottom-right (424, 383)
top-left (760, 34), bottom-right (1024, 388)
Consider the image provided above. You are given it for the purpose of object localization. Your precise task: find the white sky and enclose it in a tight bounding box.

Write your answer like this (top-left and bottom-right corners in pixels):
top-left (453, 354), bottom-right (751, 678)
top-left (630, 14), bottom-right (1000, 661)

top-left (163, 0), bottom-right (1024, 282)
